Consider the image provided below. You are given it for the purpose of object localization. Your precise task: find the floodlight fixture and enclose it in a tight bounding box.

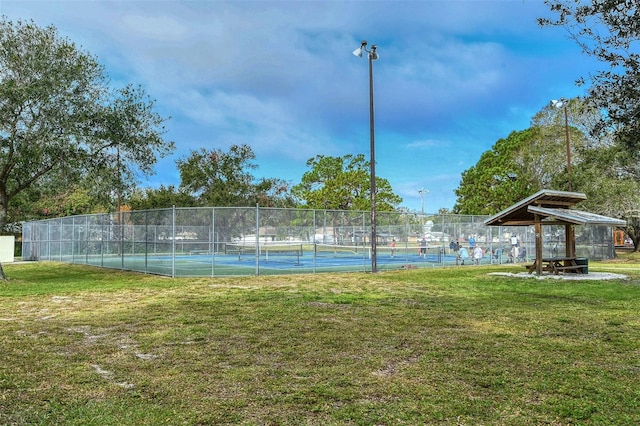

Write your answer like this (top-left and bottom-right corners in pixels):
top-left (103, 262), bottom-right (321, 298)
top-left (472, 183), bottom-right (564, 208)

top-left (353, 40), bottom-right (379, 60)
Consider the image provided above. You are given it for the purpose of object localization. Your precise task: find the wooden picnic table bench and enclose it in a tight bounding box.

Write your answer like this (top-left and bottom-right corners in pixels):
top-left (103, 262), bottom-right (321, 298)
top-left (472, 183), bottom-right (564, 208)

top-left (524, 257), bottom-right (584, 275)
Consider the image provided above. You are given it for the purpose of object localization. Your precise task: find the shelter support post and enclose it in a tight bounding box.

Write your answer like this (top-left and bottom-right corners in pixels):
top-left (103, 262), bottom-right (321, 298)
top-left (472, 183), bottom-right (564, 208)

top-left (565, 224), bottom-right (576, 258)
top-left (535, 214), bottom-right (543, 276)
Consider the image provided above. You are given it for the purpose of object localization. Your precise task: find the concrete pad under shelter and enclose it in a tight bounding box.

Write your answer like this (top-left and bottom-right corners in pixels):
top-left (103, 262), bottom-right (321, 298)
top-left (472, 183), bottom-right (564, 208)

top-left (489, 271), bottom-right (628, 281)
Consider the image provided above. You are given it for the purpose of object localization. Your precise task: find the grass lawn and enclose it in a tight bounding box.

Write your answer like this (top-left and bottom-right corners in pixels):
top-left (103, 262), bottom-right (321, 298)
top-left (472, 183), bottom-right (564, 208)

top-left (1, 256), bottom-right (640, 425)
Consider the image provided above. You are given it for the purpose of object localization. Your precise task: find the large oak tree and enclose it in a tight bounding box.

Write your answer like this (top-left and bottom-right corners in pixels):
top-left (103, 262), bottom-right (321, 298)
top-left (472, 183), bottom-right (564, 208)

top-left (0, 19), bottom-right (174, 228)
top-left (540, 0), bottom-right (640, 251)
top-left (540, 0), bottom-right (640, 152)
top-left (291, 154), bottom-right (402, 211)
top-left (177, 144), bottom-right (294, 207)
top-left (454, 100), bottom-right (587, 215)
top-left (0, 19), bottom-right (174, 277)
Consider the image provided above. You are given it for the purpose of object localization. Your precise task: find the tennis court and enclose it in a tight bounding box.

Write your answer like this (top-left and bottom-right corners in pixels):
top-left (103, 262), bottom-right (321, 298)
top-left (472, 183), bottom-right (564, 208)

top-left (88, 243), bottom-right (459, 276)
top-left (21, 205), bottom-right (617, 277)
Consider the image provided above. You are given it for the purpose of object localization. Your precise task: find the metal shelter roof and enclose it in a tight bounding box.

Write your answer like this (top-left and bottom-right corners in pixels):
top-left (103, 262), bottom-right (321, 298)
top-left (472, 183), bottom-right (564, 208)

top-left (527, 206), bottom-right (627, 226)
top-left (483, 189), bottom-right (625, 227)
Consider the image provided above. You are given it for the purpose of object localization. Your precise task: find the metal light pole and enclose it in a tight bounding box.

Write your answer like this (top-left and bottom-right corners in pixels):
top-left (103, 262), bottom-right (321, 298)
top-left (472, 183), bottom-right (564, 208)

top-left (353, 40), bottom-right (379, 273)
top-left (418, 187), bottom-right (429, 217)
top-left (552, 98), bottom-right (572, 191)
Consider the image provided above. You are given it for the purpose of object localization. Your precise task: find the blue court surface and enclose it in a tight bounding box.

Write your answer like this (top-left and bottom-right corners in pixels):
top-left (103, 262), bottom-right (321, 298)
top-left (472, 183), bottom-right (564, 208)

top-left (89, 245), bottom-right (466, 276)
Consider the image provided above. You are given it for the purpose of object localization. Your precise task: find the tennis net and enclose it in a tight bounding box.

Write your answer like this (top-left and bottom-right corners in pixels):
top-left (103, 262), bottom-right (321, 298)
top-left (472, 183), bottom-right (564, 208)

top-left (313, 243), bottom-right (371, 259)
top-left (224, 242), bottom-right (303, 260)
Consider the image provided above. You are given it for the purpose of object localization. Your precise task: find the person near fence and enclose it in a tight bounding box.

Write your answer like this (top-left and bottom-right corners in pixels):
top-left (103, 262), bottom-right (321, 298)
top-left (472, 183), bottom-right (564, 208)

top-left (517, 246), bottom-right (527, 262)
top-left (457, 246), bottom-right (470, 265)
top-left (420, 237), bottom-right (427, 257)
top-left (468, 235), bottom-right (476, 248)
top-left (510, 244), bottom-right (520, 263)
top-left (473, 245), bottom-right (483, 265)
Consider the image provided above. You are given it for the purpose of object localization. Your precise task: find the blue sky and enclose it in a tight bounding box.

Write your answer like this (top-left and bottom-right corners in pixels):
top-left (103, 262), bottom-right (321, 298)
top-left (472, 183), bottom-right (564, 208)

top-left (1, 0), bottom-right (599, 213)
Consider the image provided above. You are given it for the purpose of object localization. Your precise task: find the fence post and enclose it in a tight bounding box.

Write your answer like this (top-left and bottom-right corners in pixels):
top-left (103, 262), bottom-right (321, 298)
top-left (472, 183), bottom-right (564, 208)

top-left (100, 214), bottom-right (104, 262)
top-left (71, 216), bottom-right (75, 264)
top-left (255, 204), bottom-right (260, 275)
top-left (211, 207), bottom-right (215, 277)
top-left (85, 215), bottom-right (89, 265)
top-left (405, 213), bottom-right (409, 263)
top-left (172, 206), bottom-right (176, 278)
top-left (313, 209), bottom-right (317, 273)
top-left (144, 211), bottom-right (149, 273)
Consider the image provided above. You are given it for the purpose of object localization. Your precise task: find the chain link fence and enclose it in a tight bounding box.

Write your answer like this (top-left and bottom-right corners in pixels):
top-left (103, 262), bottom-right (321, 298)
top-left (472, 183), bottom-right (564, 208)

top-left (21, 206), bottom-right (617, 277)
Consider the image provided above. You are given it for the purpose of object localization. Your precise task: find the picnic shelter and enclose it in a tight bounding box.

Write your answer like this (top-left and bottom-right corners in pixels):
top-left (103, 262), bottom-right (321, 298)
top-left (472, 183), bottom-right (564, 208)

top-left (483, 189), bottom-right (626, 275)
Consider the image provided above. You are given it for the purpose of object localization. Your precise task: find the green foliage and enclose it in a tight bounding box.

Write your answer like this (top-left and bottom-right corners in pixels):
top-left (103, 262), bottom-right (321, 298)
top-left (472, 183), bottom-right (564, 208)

top-left (572, 145), bottom-right (640, 251)
top-left (29, 187), bottom-right (94, 218)
top-left (177, 144), bottom-right (294, 207)
top-left (540, 3), bottom-right (640, 251)
top-left (540, 1), bottom-right (640, 154)
top-left (178, 145), bottom-right (255, 206)
top-left (291, 154), bottom-right (402, 211)
top-left (87, 85), bottom-right (175, 209)
top-left (454, 129), bottom-right (538, 214)
top-left (252, 176), bottom-right (296, 208)
top-left (0, 18), bottom-right (173, 229)
top-left (128, 185), bottom-right (197, 210)
top-left (454, 99), bottom-right (594, 215)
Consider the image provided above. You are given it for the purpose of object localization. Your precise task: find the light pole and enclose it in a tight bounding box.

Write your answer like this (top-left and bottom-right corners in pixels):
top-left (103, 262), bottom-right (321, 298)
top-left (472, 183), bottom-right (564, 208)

top-left (552, 98), bottom-right (572, 191)
top-left (353, 40), bottom-right (379, 273)
top-left (418, 187), bottom-right (429, 218)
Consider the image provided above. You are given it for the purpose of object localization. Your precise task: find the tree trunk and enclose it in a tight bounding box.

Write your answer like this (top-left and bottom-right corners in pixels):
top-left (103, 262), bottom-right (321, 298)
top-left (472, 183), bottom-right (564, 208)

top-left (628, 233), bottom-right (639, 252)
top-left (0, 190), bottom-right (8, 231)
top-left (627, 222), bottom-right (640, 253)
top-left (0, 191), bottom-right (8, 279)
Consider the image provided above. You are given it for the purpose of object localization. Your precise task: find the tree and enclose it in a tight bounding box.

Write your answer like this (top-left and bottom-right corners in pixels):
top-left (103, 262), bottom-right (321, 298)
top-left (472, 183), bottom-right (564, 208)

top-left (252, 177), bottom-right (296, 208)
top-left (527, 98), bottom-right (590, 189)
top-left (0, 19), bottom-right (173, 227)
top-left (454, 129), bottom-right (535, 214)
top-left (128, 185), bottom-right (197, 211)
top-left (540, 1), bottom-right (640, 250)
top-left (30, 187), bottom-right (95, 219)
top-left (291, 154), bottom-right (402, 211)
top-left (177, 144), bottom-right (294, 207)
top-left (572, 144), bottom-right (640, 252)
top-left (89, 84), bottom-right (175, 210)
top-left (454, 99), bottom-right (591, 215)
top-left (0, 19), bottom-right (174, 278)
top-left (540, 1), bottom-right (640, 155)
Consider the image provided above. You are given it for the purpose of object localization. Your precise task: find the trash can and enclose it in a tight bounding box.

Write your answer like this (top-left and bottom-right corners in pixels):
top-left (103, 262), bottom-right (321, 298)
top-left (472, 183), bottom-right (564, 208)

top-left (575, 258), bottom-right (588, 274)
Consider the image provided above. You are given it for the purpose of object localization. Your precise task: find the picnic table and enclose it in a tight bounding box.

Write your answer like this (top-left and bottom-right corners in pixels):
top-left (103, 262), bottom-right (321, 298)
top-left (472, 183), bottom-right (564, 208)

top-left (525, 257), bottom-right (585, 275)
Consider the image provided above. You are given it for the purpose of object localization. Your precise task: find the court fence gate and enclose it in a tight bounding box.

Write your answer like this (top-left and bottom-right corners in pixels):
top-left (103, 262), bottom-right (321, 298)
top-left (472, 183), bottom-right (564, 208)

top-left (21, 206), bottom-right (617, 277)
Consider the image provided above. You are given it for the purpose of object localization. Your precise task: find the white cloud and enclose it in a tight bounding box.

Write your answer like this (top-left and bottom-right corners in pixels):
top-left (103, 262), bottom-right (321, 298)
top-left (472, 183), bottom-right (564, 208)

top-left (406, 139), bottom-right (446, 149)
top-left (120, 13), bottom-right (190, 42)
top-left (2, 0), bottom-right (600, 210)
